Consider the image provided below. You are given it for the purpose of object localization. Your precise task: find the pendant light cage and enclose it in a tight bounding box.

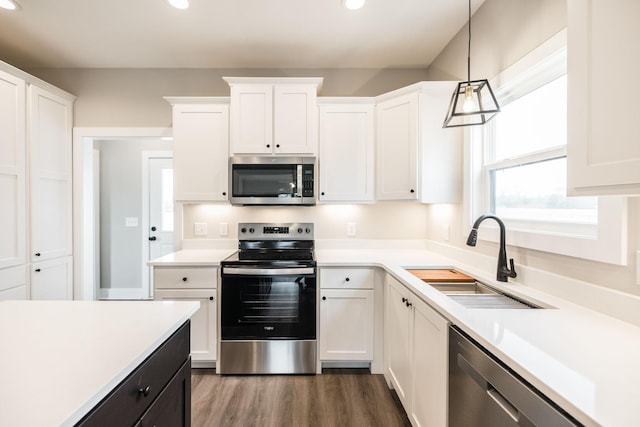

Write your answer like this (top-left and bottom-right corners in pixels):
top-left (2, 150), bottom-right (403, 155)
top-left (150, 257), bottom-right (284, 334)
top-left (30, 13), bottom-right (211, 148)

top-left (443, 0), bottom-right (500, 128)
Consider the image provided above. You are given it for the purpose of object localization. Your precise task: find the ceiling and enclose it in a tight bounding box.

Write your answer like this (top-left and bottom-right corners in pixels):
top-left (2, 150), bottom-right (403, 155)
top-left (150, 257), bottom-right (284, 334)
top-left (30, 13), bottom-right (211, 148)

top-left (0, 0), bottom-right (485, 70)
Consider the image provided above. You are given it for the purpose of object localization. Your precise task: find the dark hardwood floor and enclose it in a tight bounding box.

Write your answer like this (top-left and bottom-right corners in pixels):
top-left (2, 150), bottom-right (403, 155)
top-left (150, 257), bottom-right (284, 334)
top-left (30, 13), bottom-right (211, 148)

top-left (191, 368), bottom-right (412, 427)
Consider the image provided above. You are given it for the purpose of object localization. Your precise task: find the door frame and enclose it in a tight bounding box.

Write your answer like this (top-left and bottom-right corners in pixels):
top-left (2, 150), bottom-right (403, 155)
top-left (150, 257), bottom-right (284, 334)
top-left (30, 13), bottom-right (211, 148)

top-left (73, 127), bottom-right (172, 301)
top-left (141, 151), bottom-right (173, 299)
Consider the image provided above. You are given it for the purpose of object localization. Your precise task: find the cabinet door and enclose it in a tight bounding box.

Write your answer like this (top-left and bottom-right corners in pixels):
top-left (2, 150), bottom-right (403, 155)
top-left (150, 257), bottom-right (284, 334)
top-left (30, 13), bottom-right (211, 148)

top-left (0, 265), bottom-right (27, 300)
top-left (29, 85), bottom-right (73, 261)
top-left (385, 276), bottom-right (413, 407)
top-left (318, 104), bottom-right (374, 201)
top-left (411, 298), bottom-right (449, 427)
top-left (229, 84), bottom-right (273, 154)
top-left (154, 289), bottom-right (217, 362)
top-left (31, 256), bottom-right (73, 300)
top-left (0, 70), bottom-right (26, 269)
top-left (376, 93), bottom-right (418, 200)
top-left (274, 84), bottom-right (317, 154)
top-left (139, 359), bottom-right (191, 427)
top-left (567, 0), bottom-right (640, 195)
top-left (319, 289), bottom-right (374, 361)
top-left (173, 104), bottom-right (229, 201)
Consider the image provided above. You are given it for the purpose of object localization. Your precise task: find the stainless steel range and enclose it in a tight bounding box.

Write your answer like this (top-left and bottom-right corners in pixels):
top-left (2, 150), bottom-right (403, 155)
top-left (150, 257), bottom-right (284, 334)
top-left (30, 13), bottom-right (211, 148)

top-left (219, 222), bottom-right (316, 375)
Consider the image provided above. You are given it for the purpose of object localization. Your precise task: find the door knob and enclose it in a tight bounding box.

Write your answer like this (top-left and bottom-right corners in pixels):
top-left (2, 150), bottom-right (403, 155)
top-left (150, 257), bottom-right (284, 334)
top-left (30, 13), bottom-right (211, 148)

top-left (149, 236), bottom-right (157, 241)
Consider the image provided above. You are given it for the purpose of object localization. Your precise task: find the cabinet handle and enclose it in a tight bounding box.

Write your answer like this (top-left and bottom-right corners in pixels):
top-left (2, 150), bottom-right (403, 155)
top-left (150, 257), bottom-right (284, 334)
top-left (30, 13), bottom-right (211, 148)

top-left (345, 277), bottom-right (350, 282)
top-left (139, 385), bottom-right (151, 397)
top-left (266, 144), bottom-right (271, 148)
top-left (222, 192), bottom-right (227, 196)
top-left (410, 189), bottom-right (415, 193)
top-left (182, 277), bottom-right (188, 282)
top-left (35, 252), bottom-right (41, 257)
top-left (406, 301), bottom-right (412, 308)
top-left (402, 297), bottom-right (407, 303)
top-left (35, 268), bottom-right (41, 272)
top-left (276, 144), bottom-right (280, 148)
top-left (321, 192), bottom-right (325, 196)
top-left (209, 296), bottom-right (214, 301)
top-left (322, 296), bottom-right (326, 301)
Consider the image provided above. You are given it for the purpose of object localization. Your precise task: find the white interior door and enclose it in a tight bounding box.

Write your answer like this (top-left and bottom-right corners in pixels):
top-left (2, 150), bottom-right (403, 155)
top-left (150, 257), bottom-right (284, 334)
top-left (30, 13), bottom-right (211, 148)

top-left (144, 155), bottom-right (174, 296)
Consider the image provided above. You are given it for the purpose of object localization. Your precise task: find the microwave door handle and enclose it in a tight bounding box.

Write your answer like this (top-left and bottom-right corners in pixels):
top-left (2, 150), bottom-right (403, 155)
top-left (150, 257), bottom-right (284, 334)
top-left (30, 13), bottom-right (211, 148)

top-left (296, 164), bottom-right (303, 197)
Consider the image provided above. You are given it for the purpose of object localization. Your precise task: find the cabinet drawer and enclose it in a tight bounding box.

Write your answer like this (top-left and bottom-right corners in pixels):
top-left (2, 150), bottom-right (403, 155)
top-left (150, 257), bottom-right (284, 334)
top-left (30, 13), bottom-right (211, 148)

top-left (154, 267), bottom-right (217, 289)
top-left (320, 268), bottom-right (374, 289)
top-left (77, 322), bottom-right (190, 427)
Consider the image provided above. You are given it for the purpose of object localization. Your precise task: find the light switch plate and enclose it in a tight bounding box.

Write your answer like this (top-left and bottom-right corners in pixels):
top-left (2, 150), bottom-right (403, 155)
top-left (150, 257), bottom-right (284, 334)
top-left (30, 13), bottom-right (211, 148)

top-left (219, 223), bottom-right (229, 237)
top-left (347, 222), bottom-right (357, 237)
top-left (125, 217), bottom-right (138, 227)
top-left (194, 222), bottom-right (207, 237)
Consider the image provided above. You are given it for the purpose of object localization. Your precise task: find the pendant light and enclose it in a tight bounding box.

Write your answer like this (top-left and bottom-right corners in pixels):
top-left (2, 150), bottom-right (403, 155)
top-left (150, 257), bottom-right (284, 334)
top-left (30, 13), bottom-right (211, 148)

top-left (443, 0), bottom-right (499, 128)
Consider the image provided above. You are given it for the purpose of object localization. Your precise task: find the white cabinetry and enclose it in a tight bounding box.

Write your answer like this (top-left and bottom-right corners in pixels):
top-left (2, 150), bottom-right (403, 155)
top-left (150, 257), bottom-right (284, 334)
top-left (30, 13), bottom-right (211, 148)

top-left (567, 0), bottom-right (640, 195)
top-left (376, 82), bottom-right (462, 203)
top-left (385, 275), bottom-right (448, 427)
top-left (319, 268), bottom-right (375, 362)
top-left (166, 98), bottom-right (229, 202)
top-left (318, 99), bottom-right (375, 202)
top-left (0, 62), bottom-right (74, 301)
top-left (153, 266), bottom-right (217, 366)
top-left (224, 77), bottom-right (322, 155)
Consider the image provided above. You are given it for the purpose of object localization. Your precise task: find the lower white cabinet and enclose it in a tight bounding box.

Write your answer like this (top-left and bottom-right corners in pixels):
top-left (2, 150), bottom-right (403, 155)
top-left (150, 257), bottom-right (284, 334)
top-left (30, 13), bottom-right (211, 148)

top-left (319, 268), bottom-right (375, 362)
top-left (385, 275), bottom-right (448, 427)
top-left (153, 266), bottom-right (217, 366)
top-left (30, 256), bottom-right (72, 300)
top-left (0, 265), bottom-right (27, 300)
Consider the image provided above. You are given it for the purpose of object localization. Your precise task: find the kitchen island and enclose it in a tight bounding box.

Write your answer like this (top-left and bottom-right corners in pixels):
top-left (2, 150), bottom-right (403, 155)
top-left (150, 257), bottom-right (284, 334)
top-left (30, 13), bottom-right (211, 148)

top-left (0, 300), bottom-right (199, 427)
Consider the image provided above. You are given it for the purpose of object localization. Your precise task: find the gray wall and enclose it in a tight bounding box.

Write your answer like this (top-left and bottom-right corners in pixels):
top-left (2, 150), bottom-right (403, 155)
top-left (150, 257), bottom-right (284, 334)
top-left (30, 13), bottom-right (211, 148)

top-left (27, 68), bottom-right (429, 127)
top-left (96, 138), bottom-right (172, 289)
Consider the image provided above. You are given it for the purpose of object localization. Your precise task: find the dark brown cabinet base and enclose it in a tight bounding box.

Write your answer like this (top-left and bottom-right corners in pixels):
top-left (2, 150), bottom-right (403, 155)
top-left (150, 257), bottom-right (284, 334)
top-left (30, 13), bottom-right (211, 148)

top-left (77, 321), bottom-right (191, 427)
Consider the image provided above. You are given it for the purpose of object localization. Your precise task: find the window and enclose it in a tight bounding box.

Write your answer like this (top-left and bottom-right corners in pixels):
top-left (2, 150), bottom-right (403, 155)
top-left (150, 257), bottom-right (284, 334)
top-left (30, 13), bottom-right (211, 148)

top-left (465, 29), bottom-right (627, 265)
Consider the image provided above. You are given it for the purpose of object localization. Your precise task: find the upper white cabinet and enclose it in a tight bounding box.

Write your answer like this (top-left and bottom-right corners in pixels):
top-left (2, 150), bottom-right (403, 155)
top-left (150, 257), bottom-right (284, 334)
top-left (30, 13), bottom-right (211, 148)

top-left (318, 99), bottom-right (375, 202)
top-left (224, 77), bottom-right (322, 155)
top-left (29, 85), bottom-right (73, 263)
top-left (375, 82), bottom-right (462, 203)
top-left (567, 0), bottom-right (640, 195)
top-left (167, 98), bottom-right (229, 202)
top-left (0, 70), bottom-right (26, 271)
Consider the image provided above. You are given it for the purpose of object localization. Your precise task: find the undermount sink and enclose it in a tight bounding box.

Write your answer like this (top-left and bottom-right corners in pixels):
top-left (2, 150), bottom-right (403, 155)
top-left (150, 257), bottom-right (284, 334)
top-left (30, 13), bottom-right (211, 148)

top-left (433, 281), bottom-right (540, 309)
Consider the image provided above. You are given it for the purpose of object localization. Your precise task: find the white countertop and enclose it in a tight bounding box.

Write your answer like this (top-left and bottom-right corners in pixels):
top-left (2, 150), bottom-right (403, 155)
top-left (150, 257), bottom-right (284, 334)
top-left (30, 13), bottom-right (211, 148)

top-left (148, 249), bottom-right (235, 266)
top-left (150, 247), bottom-right (640, 427)
top-left (0, 300), bottom-right (199, 427)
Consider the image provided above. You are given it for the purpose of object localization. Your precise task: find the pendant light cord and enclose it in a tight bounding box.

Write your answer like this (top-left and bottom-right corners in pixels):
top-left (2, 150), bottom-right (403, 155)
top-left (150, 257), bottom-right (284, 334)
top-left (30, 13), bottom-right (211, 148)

top-left (467, 0), bottom-right (471, 82)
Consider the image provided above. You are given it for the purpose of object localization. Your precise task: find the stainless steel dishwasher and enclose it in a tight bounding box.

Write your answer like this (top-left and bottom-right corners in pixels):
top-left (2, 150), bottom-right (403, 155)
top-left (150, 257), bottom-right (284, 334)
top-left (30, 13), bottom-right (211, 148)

top-left (449, 326), bottom-right (582, 426)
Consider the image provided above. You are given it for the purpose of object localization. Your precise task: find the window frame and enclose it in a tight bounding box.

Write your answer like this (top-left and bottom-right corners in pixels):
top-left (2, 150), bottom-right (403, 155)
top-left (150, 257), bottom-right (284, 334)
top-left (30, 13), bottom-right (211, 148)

top-left (463, 29), bottom-right (628, 266)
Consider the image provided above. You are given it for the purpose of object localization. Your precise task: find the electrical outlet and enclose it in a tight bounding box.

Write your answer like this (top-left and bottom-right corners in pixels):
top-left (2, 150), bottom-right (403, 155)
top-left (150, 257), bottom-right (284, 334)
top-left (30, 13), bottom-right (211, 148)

top-left (125, 217), bottom-right (138, 227)
top-left (194, 222), bottom-right (207, 237)
top-left (219, 223), bottom-right (229, 237)
top-left (347, 222), bottom-right (357, 237)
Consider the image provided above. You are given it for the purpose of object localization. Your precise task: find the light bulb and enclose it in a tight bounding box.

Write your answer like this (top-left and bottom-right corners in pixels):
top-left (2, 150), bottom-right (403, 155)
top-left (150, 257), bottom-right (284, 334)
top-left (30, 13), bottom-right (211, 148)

top-left (462, 85), bottom-right (477, 113)
top-left (342, 0), bottom-right (365, 10)
top-left (167, 0), bottom-right (189, 10)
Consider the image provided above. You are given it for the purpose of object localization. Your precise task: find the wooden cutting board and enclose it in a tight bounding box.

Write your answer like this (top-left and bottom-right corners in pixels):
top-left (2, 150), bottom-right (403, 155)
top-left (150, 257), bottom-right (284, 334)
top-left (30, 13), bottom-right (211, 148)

top-left (406, 269), bottom-right (475, 283)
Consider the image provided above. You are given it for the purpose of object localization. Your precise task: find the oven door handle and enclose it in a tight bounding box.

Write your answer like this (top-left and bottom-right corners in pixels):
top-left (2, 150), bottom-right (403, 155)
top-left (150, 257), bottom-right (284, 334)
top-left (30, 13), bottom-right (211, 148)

top-left (222, 267), bottom-right (315, 276)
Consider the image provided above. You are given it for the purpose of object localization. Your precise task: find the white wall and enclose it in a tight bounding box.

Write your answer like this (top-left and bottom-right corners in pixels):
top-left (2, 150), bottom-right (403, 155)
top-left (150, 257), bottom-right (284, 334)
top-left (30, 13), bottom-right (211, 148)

top-left (182, 202), bottom-right (429, 241)
top-left (425, 0), bottom-right (640, 296)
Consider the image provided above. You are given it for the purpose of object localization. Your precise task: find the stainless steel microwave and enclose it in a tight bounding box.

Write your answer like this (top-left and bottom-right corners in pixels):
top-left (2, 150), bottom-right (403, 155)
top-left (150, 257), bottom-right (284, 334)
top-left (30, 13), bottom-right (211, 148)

top-left (229, 156), bottom-right (316, 206)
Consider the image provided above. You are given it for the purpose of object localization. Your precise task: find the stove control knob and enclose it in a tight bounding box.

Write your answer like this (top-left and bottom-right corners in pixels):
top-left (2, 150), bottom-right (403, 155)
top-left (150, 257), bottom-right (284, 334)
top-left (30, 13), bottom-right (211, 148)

top-left (249, 228), bottom-right (255, 233)
top-left (305, 228), bottom-right (311, 233)
top-left (297, 228), bottom-right (303, 233)
top-left (240, 227), bottom-right (247, 233)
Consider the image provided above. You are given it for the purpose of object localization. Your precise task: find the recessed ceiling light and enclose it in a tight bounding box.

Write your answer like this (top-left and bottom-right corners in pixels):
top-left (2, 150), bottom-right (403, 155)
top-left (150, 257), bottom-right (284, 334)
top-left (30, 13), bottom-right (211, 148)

top-left (341, 0), bottom-right (365, 10)
top-left (0, 0), bottom-right (21, 11)
top-left (167, 0), bottom-right (189, 10)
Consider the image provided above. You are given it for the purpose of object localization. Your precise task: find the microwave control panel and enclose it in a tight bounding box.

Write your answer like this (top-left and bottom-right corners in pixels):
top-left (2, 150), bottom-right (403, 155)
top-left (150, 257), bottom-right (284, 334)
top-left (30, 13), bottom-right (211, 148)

top-left (302, 164), bottom-right (314, 197)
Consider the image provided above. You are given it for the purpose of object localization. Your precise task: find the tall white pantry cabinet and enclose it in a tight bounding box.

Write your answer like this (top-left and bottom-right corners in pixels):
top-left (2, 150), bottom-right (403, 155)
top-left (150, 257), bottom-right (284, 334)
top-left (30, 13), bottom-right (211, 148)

top-left (0, 62), bottom-right (75, 300)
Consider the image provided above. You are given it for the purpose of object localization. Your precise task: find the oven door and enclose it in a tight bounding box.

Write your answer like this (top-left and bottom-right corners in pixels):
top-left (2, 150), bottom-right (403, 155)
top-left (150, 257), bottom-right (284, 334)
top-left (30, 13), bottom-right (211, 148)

top-left (221, 267), bottom-right (316, 340)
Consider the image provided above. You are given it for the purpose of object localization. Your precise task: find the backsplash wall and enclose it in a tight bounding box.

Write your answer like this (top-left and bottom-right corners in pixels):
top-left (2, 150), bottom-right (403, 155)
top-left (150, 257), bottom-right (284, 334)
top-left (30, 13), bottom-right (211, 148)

top-left (181, 202), bottom-right (429, 241)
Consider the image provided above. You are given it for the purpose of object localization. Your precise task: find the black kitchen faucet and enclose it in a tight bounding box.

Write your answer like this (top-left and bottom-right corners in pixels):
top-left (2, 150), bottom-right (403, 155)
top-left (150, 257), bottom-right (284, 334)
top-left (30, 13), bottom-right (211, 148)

top-left (466, 214), bottom-right (517, 282)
